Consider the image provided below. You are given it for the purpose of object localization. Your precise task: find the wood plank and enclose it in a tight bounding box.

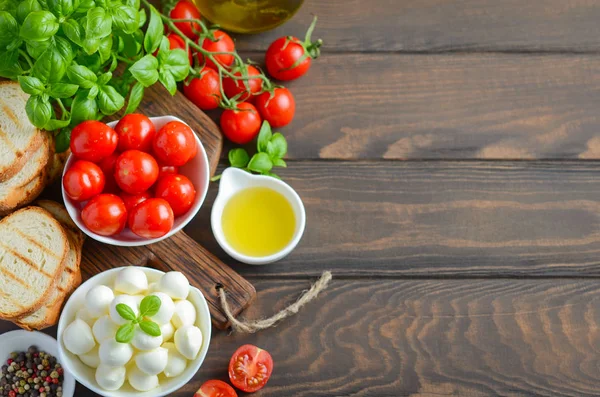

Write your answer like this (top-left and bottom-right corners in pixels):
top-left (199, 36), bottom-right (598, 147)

top-left (240, 53), bottom-right (600, 160)
top-left (234, 0), bottom-right (600, 53)
top-left (187, 161), bottom-right (600, 277)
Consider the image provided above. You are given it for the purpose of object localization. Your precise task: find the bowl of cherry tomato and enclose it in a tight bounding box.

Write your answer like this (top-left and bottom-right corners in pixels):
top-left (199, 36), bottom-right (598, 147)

top-left (61, 114), bottom-right (210, 246)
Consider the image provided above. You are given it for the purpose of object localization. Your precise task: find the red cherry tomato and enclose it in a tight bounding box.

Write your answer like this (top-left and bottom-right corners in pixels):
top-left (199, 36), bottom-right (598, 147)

top-left (63, 160), bottom-right (105, 202)
top-left (197, 30), bottom-right (235, 70)
top-left (114, 150), bottom-right (159, 195)
top-left (120, 191), bottom-right (151, 213)
top-left (98, 153), bottom-right (120, 194)
top-left (158, 164), bottom-right (179, 178)
top-left (167, 33), bottom-right (193, 65)
top-left (70, 121), bottom-right (118, 162)
top-left (183, 67), bottom-right (222, 110)
top-left (194, 380), bottom-right (237, 397)
top-left (169, 0), bottom-right (201, 40)
top-left (254, 87), bottom-right (296, 128)
top-left (228, 345), bottom-right (273, 393)
top-left (222, 65), bottom-right (262, 102)
top-left (220, 102), bottom-right (262, 144)
top-left (152, 121), bottom-right (197, 166)
top-left (154, 174), bottom-right (196, 217)
top-left (81, 194), bottom-right (127, 236)
top-left (128, 198), bottom-right (174, 239)
top-left (114, 114), bottom-right (156, 152)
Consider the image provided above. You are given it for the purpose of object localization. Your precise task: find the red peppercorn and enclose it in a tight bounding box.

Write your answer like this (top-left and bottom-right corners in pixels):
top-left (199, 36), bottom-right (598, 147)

top-left (57, 368), bottom-right (63, 375)
top-left (39, 387), bottom-right (44, 393)
top-left (21, 367), bottom-right (26, 371)
top-left (7, 359), bottom-right (13, 365)
top-left (46, 376), bottom-right (51, 382)
top-left (9, 390), bottom-right (16, 397)
top-left (53, 378), bottom-right (59, 384)
top-left (33, 353), bottom-right (38, 357)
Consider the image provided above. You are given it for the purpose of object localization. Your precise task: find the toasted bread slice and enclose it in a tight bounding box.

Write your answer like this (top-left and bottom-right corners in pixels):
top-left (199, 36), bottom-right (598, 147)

top-left (0, 207), bottom-right (69, 319)
top-left (0, 81), bottom-right (45, 182)
top-left (36, 200), bottom-right (85, 249)
top-left (47, 149), bottom-right (70, 184)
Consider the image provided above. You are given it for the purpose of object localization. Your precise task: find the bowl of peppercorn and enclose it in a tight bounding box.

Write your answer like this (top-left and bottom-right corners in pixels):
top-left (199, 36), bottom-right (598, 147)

top-left (0, 331), bottom-right (75, 397)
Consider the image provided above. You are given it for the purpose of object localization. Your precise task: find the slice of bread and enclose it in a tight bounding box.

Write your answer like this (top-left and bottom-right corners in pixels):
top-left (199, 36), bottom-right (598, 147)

top-left (47, 149), bottom-right (70, 184)
top-left (0, 81), bottom-right (45, 182)
top-left (36, 200), bottom-right (85, 249)
top-left (0, 207), bottom-right (69, 319)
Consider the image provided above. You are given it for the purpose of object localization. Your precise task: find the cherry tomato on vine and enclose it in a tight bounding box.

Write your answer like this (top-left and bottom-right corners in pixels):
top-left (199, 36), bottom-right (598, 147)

top-left (98, 153), bottom-right (120, 194)
top-left (114, 150), bottom-right (159, 195)
top-left (154, 174), bottom-right (196, 216)
top-left (128, 198), bottom-right (174, 239)
top-left (169, 0), bottom-right (201, 40)
top-left (197, 30), bottom-right (235, 70)
top-left (115, 113), bottom-right (156, 152)
top-left (194, 380), bottom-right (237, 397)
top-left (168, 33), bottom-right (193, 65)
top-left (223, 65), bottom-right (263, 102)
top-left (255, 87), bottom-right (296, 128)
top-left (183, 67), bottom-right (222, 110)
top-left (228, 345), bottom-right (273, 393)
top-left (81, 194), bottom-right (127, 236)
top-left (265, 17), bottom-right (322, 81)
top-left (63, 160), bottom-right (105, 202)
top-left (220, 102), bottom-right (262, 144)
top-left (153, 121), bottom-right (198, 166)
top-left (120, 191), bottom-right (152, 213)
top-left (70, 120), bottom-right (118, 163)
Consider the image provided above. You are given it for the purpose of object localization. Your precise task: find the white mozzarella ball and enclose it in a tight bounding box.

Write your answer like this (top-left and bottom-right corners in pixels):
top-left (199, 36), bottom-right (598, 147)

top-left (95, 365), bottom-right (126, 391)
top-left (76, 308), bottom-right (97, 326)
top-left (78, 346), bottom-right (100, 368)
top-left (114, 267), bottom-right (148, 295)
top-left (85, 285), bottom-right (114, 317)
top-left (161, 322), bottom-right (175, 342)
top-left (162, 343), bottom-right (187, 378)
top-left (128, 366), bottom-right (159, 392)
top-left (174, 325), bottom-right (202, 360)
top-left (171, 300), bottom-right (196, 328)
top-left (147, 292), bottom-right (174, 325)
top-left (109, 295), bottom-right (139, 325)
top-left (148, 282), bottom-right (158, 293)
top-left (92, 315), bottom-right (119, 343)
top-left (131, 328), bottom-right (163, 351)
top-left (156, 272), bottom-right (189, 300)
top-left (63, 319), bottom-right (95, 355)
top-left (99, 338), bottom-right (134, 367)
top-left (135, 347), bottom-right (168, 375)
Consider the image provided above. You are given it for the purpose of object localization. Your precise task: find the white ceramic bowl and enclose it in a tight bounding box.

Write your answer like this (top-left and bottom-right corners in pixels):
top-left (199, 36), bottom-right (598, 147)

top-left (62, 116), bottom-right (210, 247)
top-left (0, 330), bottom-right (76, 397)
top-left (57, 267), bottom-right (212, 397)
top-left (211, 167), bottom-right (306, 265)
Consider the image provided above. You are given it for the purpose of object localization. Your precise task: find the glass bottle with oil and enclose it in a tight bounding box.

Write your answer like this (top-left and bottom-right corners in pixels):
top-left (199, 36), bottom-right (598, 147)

top-left (193, 0), bottom-right (304, 34)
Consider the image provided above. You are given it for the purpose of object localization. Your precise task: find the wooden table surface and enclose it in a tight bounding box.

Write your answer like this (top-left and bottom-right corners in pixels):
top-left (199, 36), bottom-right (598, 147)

top-left (5, 1), bottom-right (600, 395)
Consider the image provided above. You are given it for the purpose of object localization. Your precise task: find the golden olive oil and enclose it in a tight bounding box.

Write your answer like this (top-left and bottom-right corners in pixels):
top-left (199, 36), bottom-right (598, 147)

top-left (194, 0), bottom-right (303, 34)
top-left (222, 187), bottom-right (295, 257)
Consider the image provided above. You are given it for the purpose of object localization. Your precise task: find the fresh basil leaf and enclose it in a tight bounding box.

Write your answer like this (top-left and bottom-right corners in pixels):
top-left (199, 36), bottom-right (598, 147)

top-left (32, 45), bottom-right (68, 83)
top-left (159, 48), bottom-right (189, 81)
top-left (48, 83), bottom-right (78, 98)
top-left (143, 5), bottom-right (162, 54)
top-left (137, 8), bottom-right (145, 28)
top-left (116, 303), bottom-right (136, 321)
top-left (98, 84), bottom-right (124, 115)
top-left (18, 76), bottom-right (45, 96)
top-left (269, 133), bottom-right (288, 159)
top-left (85, 7), bottom-right (111, 40)
top-left (88, 84), bottom-right (98, 98)
top-left (26, 39), bottom-right (52, 59)
top-left (123, 0), bottom-right (139, 8)
top-left (140, 295), bottom-right (161, 317)
top-left (54, 127), bottom-right (71, 153)
top-left (0, 49), bottom-right (22, 78)
top-left (108, 54), bottom-right (118, 72)
top-left (47, 0), bottom-right (74, 18)
top-left (98, 34), bottom-right (111, 63)
top-left (20, 11), bottom-right (59, 42)
top-left (273, 158), bottom-right (287, 168)
top-left (115, 323), bottom-right (135, 343)
top-left (112, 5), bottom-right (138, 34)
top-left (44, 117), bottom-right (70, 130)
top-left (62, 18), bottom-right (83, 46)
top-left (229, 148), bottom-right (250, 168)
top-left (74, 0), bottom-right (94, 14)
top-left (257, 120), bottom-right (272, 153)
top-left (97, 71), bottom-right (111, 86)
top-left (54, 36), bottom-right (75, 63)
top-left (16, 0), bottom-right (41, 24)
top-left (129, 54), bottom-right (158, 87)
top-left (248, 152), bottom-right (273, 174)
top-left (71, 91), bottom-right (97, 124)
top-left (119, 29), bottom-right (142, 58)
top-left (158, 68), bottom-right (177, 95)
top-left (0, 11), bottom-right (18, 49)
top-left (264, 171), bottom-right (281, 180)
top-left (67, 64), bottom-right (96, 88)
top-left (82, 37), bottom-right (100, 54)
top-left (0, 0), bottom-right (19, 14)
top-left (124, 81), bottom-right (143, 114)
top-left (25, 95), bottom-right (52, 129)
top-left (139, 320), bottom-right (161, 337)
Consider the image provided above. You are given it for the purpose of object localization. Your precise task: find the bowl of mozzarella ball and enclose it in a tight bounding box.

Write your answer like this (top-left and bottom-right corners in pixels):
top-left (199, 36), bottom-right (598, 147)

top-left (57, 267), bottom-right (211, 396)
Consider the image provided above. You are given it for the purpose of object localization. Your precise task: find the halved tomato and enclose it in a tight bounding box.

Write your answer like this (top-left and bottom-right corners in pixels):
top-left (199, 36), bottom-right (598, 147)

top-left (194, 380), bottom-right (237, 397)
top-left (228, 345), bottom-right (273, 392)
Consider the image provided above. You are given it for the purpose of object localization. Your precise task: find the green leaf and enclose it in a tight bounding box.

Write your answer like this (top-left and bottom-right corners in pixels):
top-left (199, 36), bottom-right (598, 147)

top-left (54, 127), bottom-right (71, 153)
top-left (119, 29), bottom-right (143, 58)
top-left (18, 76), bottom-right (45, 96)
top-left (248, 152), bottom-right (273, 174)
top-left (229, 148), bottom-right (250, 168)
top-left (257, 120), bottom-right (272, 153)
top-left (16, 0), bottom-right (41, 24)
top-left (54, 35), bottom-right (75, 63)
top-left (140, 295), bottom-right (161, 317)
top-left (32, 45), bottom-right (68, 83)
top-left (264, 171), bottom-right (281, 180)
top-left (115, 323), bottom-right (135, 343)
top-left (48, 83), bottom-right (78, 98)
top-left (137, 8), bottom-right (146, 28)
top-left (159, 68), bottom-right (177, 95)
top-left (116, 303), bottom-right (136, 321)
top-left (143, 5), bottom-right (162, 54)
top-left (139, 320), bottom-right (161, 337)
top-left (25, 95), bottom-right (52, 129)
top-left (273, 158), bottom-right (287, 168)
top-left (47, 0), bottom-right (74, 18)
top-left (62, 19), bottom-right (83, 46)
top-left (67, 64), bottom-right (97, 88)
top-left (26, 39), bottom-right (52, 59)
top-left (20, 11), bottom-right (59, 42)
top-left (129, 54), bottom-right (158, 87)
top-left (74, 0), bottom-right (94, 14)
top-left (269, 133), bottom-right (288, 159)
top-left (98, 34), bottom-right (112, 63)
top-left (97, 71), bottom-right (111, 86)
top-left (0, 50), bottom-right (22, 79)
top-left (88, 84), bottom-right (99, 99)
top-left (124, 0), bottom-right (140, 8)
top-left (82, 37), bottom-right (100, 54)
top-left (85, 7), bottom-right (111, 40)
top-left (124, 81), bottom-right (143, 114)
top-left (0, 0), bottom-right (19, 14)
top-left (98, 85), bottom-right (124, 115)
top-left (71, 90), bottom-right (97, 124)
top-left (159, 48), bottom-right (189, 81)
top-left (111, 5), bottom-right (138, 34)
top-left (44, 117), bottom-right (70, 130)
top-left (0, 11), bottom-right (18, 48)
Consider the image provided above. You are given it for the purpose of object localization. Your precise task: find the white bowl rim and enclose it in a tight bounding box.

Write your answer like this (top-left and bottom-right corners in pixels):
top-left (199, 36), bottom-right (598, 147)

top-left (61, 115), bottom-right (210, 247)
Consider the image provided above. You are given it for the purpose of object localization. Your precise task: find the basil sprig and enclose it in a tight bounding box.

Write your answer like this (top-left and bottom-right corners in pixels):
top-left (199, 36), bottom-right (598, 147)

top-left (115, 295), bottom-right (162, 344)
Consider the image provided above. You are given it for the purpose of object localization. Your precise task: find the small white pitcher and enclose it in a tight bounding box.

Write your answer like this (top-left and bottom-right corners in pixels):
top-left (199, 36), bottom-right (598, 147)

top-left (211, 167), bottom-right (306, 265)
